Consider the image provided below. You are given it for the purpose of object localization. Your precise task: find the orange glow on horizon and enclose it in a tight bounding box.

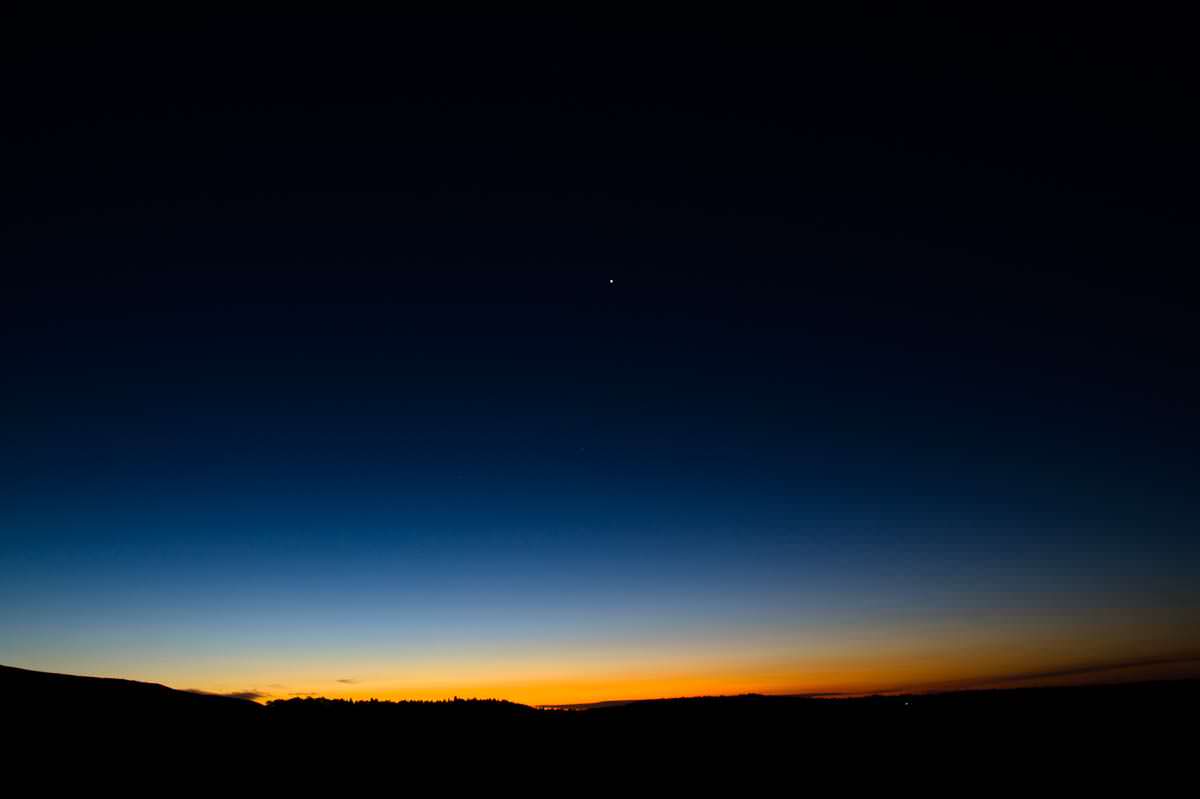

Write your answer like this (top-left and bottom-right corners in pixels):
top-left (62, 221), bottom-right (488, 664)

top-left (177, 649), bottom-right (1200, 707)
top-left (25, 611), bottom-right (1200, 707)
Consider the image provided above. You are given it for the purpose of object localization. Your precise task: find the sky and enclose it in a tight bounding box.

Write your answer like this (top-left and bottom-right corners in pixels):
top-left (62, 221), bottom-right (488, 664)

top-left (2, 11), bottom-right (1198, 705)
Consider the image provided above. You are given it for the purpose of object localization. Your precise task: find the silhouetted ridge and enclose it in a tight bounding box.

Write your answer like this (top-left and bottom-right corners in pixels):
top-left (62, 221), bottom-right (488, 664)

top-left (5, 663), bottom-right (1199, 760)
top-left (2, 663), bottom-right (261, 720)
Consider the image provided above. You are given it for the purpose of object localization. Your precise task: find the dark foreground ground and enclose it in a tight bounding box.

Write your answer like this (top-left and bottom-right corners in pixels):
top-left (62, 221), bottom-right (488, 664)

top-left (5, 663), bottom-right (1196, 769)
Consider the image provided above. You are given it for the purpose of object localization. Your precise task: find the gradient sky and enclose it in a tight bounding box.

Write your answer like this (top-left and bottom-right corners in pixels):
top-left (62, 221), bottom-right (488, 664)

top-left (2, 12), bottom-right (1198, 704)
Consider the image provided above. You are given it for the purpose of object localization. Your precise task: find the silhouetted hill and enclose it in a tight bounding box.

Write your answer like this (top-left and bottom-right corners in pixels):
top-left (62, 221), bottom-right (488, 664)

top-left (569, 680), bottom-right (1200, 722)
top-left (1, 663), bottom-right (261, 726)
top-left (6, 663), bottom-right (1196, 765)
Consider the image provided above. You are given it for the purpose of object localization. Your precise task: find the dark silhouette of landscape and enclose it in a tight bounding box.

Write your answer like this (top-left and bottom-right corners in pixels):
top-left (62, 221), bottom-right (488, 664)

top-left (7, 662), bottom-right (1197, 761)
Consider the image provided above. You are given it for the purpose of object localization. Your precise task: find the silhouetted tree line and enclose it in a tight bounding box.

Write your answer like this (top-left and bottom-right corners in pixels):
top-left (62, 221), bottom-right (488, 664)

top-left (264, 695), bottom-right (542, 720)
top-left (266, 696), bottom-right (533, 708)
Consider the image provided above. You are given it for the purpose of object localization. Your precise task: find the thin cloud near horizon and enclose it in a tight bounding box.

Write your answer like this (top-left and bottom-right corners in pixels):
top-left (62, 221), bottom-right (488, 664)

top-left (877, 652), bottom-right (1200, 696)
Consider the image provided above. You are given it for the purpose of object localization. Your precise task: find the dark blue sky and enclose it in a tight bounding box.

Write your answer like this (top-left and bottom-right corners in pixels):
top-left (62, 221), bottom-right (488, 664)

top-left (2, 11), bottom-right (1197, 701)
